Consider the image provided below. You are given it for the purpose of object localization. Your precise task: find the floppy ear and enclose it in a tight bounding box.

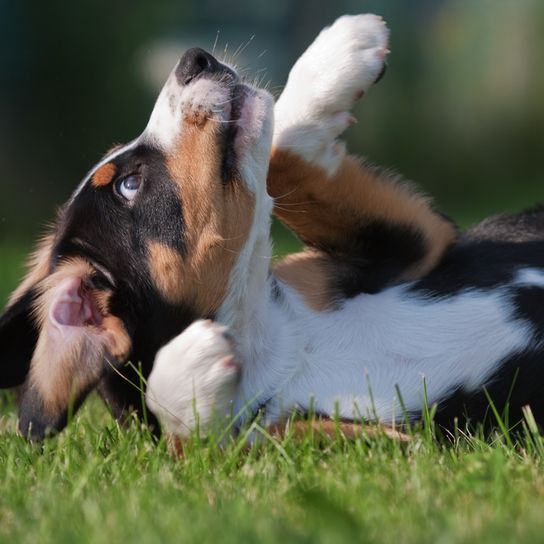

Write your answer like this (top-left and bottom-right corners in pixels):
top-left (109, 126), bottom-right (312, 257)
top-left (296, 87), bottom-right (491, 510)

top-left (0, 234), bottom-right (54, 388)
top-left (0, 289), bottom-right (40, 388)
top-left (18, 258), bottom-right (132, 440)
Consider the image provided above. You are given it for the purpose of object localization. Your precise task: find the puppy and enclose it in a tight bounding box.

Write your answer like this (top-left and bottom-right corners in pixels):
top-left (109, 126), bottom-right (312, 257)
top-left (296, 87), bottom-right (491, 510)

top-left (1, 15), bottom-right (542, 443)
top-left (146, 15), bottom-right (544, 440)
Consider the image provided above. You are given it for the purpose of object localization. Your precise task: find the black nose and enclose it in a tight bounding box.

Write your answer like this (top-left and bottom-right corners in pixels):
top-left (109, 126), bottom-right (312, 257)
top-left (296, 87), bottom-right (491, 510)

top-left (176, 48), bottom-right (222, 85)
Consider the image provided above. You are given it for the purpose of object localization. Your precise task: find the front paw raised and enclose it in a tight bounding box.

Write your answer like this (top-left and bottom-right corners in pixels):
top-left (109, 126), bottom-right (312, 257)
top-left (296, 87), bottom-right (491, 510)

top-left (274, 14), bottom-right (389, 173)
top-left (146, 319), bottom-right (240, 438)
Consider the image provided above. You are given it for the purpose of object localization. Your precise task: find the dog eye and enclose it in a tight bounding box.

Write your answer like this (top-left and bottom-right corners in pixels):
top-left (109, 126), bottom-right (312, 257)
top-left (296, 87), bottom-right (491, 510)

top-left (115, 175), bottom-right (142, 202)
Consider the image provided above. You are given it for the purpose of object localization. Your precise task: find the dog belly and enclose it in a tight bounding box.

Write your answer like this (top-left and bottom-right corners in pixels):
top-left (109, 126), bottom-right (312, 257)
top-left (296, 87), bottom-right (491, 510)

top-left (269, 275), bottom-right (537, 424)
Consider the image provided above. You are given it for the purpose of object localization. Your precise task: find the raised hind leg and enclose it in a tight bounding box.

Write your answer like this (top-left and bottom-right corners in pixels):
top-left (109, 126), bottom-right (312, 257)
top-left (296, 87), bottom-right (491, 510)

top-left (269, 15), bottom-right (457, 300)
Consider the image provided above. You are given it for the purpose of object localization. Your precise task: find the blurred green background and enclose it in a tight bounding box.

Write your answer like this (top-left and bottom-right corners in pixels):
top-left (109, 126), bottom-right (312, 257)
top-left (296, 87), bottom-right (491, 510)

top-left (1, 0), bottom-right (543, 305)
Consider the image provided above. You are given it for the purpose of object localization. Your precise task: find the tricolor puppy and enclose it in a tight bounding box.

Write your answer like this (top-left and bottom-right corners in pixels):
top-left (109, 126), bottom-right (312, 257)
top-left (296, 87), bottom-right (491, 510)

top-left (1, 15), bottom-right (543, 442)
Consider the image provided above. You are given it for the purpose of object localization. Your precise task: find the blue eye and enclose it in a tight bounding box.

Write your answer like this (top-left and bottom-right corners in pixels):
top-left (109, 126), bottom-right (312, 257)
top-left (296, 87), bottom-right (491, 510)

top-left (116, 175), bottom-right (142, 202)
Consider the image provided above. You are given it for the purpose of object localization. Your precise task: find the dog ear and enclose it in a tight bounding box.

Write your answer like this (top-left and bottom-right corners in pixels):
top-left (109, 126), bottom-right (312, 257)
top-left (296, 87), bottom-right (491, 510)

top-left (0, 235), bottom-right (54, 388)
top-left (18, 259), bottom-right (132, 440)
top-left (0, 288), bottom-right (41, 388)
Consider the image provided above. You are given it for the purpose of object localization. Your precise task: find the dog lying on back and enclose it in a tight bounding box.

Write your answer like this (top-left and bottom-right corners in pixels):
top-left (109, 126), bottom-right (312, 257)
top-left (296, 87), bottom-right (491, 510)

top-left (1, 15), bottom-right (543, 442)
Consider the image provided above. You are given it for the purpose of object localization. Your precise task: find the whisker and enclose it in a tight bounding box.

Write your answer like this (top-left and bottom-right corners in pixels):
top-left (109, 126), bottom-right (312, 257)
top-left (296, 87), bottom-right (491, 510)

top-left (218, 232), bottom-right (246, 243)
top-left (213, 97), bottom-right (236, 106)
top-left (233, 34), bottom-right (255, 60)
top-left (270, 184), bottom-right (303, 201)
top-left (272, 205), bottom-right (309, 215)
top-left (207, 117), bottom-right (239, 124)
top-left (103, 356), bottom-right (193, 433)
top-left (212, 30), bottom-right (220, 56)
top-left (273, 200), bottom-right (316, 207)
top-left (272, 141), bottom-right (327, 152)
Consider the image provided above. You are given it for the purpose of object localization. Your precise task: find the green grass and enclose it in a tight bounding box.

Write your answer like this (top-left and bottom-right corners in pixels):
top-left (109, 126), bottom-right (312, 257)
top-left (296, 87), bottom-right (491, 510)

top-left (2, 398), bottom-right (544, 544)
top-left (3, 234), bottom-right (544, 543)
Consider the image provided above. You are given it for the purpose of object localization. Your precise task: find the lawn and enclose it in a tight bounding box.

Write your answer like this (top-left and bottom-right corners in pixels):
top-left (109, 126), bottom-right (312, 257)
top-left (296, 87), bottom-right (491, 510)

top-left (2, 231), bottom-right (544, 544)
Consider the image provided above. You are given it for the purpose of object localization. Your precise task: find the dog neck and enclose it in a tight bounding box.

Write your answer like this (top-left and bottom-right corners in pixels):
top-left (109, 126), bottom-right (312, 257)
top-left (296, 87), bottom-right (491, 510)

top-left (215, 165), bottom-right (296, 418)
top-left (216, 164), bottom-right (276, 343)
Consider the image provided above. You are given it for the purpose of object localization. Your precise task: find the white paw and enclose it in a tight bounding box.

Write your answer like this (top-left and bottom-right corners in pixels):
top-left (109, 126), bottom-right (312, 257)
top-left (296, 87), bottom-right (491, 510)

top-left (274, 14), bottom-right (389, 174)
top-left (146, 319), bottom-right (240, 438)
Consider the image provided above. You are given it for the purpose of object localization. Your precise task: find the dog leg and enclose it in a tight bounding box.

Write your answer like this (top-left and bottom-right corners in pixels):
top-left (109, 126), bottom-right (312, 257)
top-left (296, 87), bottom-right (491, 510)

top-left (145, 319), bottom-right (240, 440)
top-left (268, 419), bottom-right (411, 443)
top-left (270, 15), bottom-right (456, 292)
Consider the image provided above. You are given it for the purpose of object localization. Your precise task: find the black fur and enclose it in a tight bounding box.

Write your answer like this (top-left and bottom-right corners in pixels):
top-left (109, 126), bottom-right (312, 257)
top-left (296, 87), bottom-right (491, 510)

top-left (327, 219), bottom-right (428, 296)
top-left (408, 208), bottom-right (544, 433)
top-left (430, 348), bottom-right (544, 435)
top-left (410, 208), bottom-right (544, 299)
top-left (2, 142), bottom-right (201, 439)
top-left (53, 143), bottom-right (196, 374)
top-left (463, 205), bottom-right (544, 243)
top-left (0, 288), bottom-right (40, 388)
top-left (3, 136), bottom-right (544, 439)
top-left (408, 239), bottom-right (544, 298)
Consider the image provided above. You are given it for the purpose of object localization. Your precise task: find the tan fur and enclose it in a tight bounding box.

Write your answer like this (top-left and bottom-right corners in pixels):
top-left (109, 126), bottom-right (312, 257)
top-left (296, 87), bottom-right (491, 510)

top-left (167, 419), bottom-right (410, 458)
top-left (167, 434), bottom-right (186, 458)
top-left (274, 251), bottom-right (336, 311)
top-left (29, 259), bottom-right (131, 414)
top-left (31, 259), bottom-right (93, 328)
top-left (147, 242), bottom-right (185, 304)
top-left (91, 162), bottom-right (117, 188)
top-left (268, 149), bottom-right (457, 279)
top-left (268, 419), bottom-right (411, 442)
top-left (8, 233), bottom-right (55, 307)
top-left (147, 123), bottom-right (255, 315)
top-left (101, 314), bottom-right (132, 360)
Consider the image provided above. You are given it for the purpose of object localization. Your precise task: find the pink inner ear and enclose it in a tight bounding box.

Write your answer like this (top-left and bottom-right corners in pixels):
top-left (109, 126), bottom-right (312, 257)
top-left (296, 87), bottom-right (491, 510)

top-left (49, 276), bottom-right (103, 328)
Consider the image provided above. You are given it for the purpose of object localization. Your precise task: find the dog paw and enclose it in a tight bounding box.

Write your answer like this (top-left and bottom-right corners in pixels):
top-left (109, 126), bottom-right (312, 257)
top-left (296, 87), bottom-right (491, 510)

top-left (146, 319), bottom-right (240, 437)
top-left (274, 14), bottom-right (389, 174)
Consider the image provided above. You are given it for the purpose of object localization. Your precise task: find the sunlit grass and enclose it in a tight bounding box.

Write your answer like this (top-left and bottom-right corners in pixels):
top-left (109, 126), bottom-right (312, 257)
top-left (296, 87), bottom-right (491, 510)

top-left (3, 227), bottom-right (544, 543)
top-left (1, 394), bottom-right (544, 544)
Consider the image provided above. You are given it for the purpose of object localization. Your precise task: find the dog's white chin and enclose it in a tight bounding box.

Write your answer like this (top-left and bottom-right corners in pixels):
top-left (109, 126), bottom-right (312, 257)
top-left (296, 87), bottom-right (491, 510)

top-left (235, 87), bottom-right (275, 187)
top-left (235, 87), bottom-right (273, 154)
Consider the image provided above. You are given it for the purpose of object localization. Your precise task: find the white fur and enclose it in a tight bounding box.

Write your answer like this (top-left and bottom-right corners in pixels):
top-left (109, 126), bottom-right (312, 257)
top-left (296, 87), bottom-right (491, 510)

top-left (145, 51), bottom-right (276, 436)
top-left (273, 14), bottom-right (389, 175)
top-left (145, 15), bottom-right (541, 438)
top-left (146, 14), bottom-right (391, 435)
top-left (262, 281), bottom-right (533, 422)
top-left (145, 58), bottom-right (274, 157)
top-left (146, 320), bottom-right (240, 437)
top-left (514, 268), bottom-right (544, 288)
top-left (149, 264), bottom-right (539, 433)
top-left (145, 76), bottom-right (231, 150)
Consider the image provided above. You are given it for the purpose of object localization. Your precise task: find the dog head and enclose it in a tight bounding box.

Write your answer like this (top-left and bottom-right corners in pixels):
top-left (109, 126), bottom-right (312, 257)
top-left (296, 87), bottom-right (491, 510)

top-left (0, 48), bottom-right (274, 440)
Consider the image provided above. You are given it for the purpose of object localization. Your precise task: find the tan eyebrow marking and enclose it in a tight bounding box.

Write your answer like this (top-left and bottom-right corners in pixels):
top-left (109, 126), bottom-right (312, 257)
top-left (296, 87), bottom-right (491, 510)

top-left (91, 163), bottom-right (117, 188)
